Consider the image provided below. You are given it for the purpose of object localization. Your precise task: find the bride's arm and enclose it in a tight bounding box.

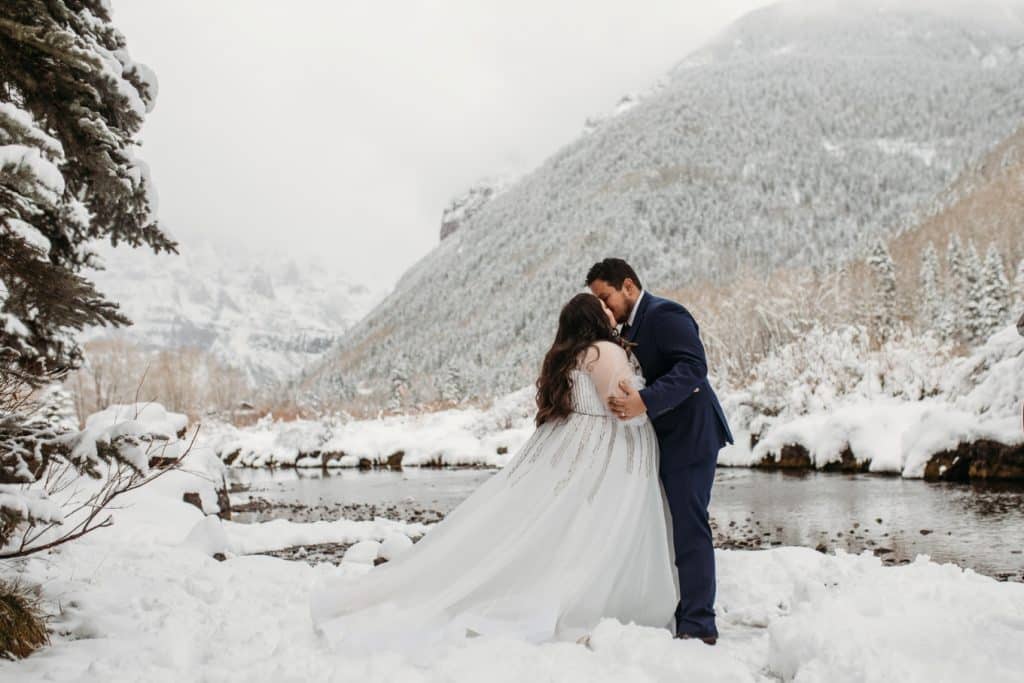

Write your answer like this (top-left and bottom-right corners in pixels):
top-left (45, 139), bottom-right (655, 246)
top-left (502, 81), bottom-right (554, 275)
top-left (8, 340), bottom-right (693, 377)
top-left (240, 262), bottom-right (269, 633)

top-left (583, 341), bottom-right (634, 406)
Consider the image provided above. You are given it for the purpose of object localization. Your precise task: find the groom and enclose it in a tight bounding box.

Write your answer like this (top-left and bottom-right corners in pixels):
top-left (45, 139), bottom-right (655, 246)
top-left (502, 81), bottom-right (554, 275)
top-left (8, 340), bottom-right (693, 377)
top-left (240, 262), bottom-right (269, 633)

top-left (587, 258), bottom-right (733, 644)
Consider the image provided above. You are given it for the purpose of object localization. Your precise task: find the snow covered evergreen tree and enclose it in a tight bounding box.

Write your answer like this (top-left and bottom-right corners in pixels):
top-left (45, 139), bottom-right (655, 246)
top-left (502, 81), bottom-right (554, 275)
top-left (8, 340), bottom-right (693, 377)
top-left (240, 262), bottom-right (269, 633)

top-left (918, 242), bottom-right (941, 333)
top-left (1, 2), bottom-right (180, 557)
top-left (388, 355), bottom-right (411, 412)
top-left (440, 361), bottom-right (464, 404)
top-left (977, 244), bottom-right (1010, 336)
top-left (866, 238), bottom-right (897, 341)
top-left (0, 0), bottom-right (174, 388)
top-left (944, 234), bottom-right (965, 337)
top-left (962, 241), bottom-right (984, 344)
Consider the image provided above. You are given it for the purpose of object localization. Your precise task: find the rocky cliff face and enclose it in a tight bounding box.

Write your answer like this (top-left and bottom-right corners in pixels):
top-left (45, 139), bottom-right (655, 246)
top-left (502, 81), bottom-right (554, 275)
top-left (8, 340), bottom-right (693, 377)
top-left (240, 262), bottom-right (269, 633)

top-left (439, 179), bottom-right (508, 241)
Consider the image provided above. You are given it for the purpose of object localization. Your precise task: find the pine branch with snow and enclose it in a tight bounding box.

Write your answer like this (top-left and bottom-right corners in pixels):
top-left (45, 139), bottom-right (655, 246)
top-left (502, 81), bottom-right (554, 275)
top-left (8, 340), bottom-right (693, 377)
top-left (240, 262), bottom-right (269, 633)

top-left (0, 394), bottom-right (196, 558)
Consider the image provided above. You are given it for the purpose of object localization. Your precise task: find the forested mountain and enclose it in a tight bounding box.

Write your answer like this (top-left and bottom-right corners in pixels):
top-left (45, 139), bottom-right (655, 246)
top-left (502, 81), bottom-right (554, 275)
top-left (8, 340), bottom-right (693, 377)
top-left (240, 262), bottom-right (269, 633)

top-left (302, 0), bottom-right (1024, 408)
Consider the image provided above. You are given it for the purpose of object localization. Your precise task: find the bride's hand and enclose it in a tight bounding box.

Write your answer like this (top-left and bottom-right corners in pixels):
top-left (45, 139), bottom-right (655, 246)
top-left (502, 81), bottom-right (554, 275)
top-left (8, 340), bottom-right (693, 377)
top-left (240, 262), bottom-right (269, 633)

top-left (608, 379), bottom-right (646, 419)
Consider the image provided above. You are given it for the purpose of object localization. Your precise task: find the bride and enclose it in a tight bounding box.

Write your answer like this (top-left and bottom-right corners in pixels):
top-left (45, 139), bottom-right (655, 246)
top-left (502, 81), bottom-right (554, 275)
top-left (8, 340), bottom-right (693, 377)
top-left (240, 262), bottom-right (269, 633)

top-left (309, 293), bottom-right (678, 649)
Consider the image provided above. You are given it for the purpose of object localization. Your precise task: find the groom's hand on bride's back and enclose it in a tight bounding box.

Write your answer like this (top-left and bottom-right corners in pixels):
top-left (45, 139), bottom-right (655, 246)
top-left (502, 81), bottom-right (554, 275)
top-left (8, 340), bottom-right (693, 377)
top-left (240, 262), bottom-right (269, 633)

top-left (608, 379), bottom-right (646, 419)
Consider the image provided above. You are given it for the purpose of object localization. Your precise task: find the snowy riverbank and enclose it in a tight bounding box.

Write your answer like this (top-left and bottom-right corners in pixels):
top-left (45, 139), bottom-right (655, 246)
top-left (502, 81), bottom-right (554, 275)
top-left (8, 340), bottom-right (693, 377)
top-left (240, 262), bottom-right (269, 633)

top-left (3, 444), bottom-right (1024, 682)
top-left (202, 325), bottom-right (1024, 480)
top-left (204, 388), bottom-right (537, 469)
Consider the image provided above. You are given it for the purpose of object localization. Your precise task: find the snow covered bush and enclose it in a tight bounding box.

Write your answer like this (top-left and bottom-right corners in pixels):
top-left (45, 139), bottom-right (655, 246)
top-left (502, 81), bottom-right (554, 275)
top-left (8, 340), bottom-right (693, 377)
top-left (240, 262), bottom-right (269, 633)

top-left (718, 321), bottom-right (1023, 477)
top-left (941, 324), bottom-right (1024, 417)
top-left (731, 324), bottom-right (952, 431)
top-left (0, 399), bottom-right (195, 559)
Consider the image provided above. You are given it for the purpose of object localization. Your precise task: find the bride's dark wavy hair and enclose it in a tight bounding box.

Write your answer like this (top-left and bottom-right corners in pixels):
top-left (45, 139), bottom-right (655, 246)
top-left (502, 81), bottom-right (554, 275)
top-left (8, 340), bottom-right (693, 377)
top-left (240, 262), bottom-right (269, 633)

top-left (535, 293), bottom-right (625, 426)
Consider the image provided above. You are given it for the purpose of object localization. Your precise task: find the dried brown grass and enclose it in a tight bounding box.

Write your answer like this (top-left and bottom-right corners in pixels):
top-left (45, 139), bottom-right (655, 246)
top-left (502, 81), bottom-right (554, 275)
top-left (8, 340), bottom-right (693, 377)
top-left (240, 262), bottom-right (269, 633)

top-left (0, 579), bottom-right (48, 660)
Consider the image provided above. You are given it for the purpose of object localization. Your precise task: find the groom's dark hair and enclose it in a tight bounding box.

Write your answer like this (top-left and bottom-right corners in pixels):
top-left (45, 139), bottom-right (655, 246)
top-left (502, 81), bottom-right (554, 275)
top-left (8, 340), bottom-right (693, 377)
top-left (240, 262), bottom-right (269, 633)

top-left (585, 258), bottom-right (643, 290)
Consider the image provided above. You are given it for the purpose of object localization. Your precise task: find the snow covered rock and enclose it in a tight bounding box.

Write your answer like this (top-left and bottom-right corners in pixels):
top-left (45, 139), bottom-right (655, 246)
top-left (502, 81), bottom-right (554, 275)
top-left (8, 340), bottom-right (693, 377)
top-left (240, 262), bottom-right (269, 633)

top-left (378, 533), bottom-right (413, 561)
top-left (342, 540), bottom-right (381, 565)
top-left (182, 515), bottom-right (230, 558)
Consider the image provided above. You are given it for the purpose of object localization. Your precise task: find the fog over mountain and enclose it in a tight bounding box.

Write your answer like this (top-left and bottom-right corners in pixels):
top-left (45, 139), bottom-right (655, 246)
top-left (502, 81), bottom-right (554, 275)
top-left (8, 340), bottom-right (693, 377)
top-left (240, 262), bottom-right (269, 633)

top-left (85, 241), bottom-right (382, 388)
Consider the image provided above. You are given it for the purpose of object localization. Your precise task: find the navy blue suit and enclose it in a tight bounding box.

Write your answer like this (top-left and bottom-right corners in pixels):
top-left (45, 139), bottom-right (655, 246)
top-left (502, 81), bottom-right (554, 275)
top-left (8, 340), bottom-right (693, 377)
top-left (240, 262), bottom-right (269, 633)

top-left (626, 291), bottom-right (733, 638)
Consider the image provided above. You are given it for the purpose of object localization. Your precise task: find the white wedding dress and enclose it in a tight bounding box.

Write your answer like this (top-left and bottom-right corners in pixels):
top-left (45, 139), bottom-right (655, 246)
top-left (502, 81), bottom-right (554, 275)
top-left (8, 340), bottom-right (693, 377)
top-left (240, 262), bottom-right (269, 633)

top-left (309, 341), bottom-right (678, 650)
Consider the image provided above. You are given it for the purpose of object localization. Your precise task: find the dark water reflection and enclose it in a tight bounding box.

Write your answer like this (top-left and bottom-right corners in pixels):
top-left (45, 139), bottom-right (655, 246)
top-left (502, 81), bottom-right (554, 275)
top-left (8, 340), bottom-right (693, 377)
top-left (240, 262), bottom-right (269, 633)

top-left (710, 469), bottom-right (1024, 580)
top-left (227, 467), bottom-right (1024, 581)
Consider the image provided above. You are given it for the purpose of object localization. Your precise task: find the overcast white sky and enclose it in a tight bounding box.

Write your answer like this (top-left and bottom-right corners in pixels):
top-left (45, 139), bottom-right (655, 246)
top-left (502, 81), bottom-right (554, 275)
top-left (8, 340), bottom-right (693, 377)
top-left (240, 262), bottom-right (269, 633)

top-left (113, 0), bottom-right (770, 290)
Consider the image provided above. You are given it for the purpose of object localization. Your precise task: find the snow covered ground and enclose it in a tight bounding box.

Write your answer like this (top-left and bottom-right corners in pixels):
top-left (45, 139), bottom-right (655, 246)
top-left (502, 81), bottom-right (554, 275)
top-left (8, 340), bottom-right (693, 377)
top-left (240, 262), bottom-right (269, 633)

top-left (4, 442), bottom-right (1024, 682)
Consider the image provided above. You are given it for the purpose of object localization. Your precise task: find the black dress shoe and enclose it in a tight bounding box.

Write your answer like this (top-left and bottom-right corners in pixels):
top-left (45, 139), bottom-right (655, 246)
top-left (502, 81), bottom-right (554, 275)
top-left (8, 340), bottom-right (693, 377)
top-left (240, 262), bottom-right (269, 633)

top-left (674, 632), bottom-right (717, 645)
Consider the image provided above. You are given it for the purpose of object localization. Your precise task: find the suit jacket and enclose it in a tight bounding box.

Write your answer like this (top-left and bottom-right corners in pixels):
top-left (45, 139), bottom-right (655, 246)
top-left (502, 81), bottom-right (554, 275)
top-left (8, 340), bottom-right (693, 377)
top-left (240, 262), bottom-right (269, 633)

top-left (625, 292), bottom-right (734, 455)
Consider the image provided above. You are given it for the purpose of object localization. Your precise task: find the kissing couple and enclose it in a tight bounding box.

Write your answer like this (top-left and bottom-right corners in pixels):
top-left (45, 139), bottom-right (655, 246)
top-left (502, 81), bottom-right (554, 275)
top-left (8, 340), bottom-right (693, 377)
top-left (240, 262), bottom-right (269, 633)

top-left (311, 258), bottom-right (734, 650)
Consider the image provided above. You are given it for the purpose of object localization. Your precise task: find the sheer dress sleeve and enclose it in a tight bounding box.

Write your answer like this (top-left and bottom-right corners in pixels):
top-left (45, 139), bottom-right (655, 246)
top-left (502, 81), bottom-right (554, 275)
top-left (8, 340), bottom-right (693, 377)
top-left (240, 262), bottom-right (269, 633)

top-left (582, 341), bottom-right (633, 404)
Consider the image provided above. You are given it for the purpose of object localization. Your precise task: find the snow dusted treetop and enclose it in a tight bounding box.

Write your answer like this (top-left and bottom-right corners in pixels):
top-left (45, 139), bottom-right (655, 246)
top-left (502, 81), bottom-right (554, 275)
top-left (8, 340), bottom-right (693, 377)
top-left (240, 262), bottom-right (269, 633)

top-left (0, 0), bottom-right (174, 382)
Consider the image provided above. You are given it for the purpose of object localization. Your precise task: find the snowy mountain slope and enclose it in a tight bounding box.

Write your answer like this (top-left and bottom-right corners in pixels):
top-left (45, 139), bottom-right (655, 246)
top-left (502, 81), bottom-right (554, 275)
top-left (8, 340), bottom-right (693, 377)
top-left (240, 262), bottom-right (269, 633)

top-left (304, 0), bottom-right (1024, 405)
top-left (84, 240), bottom-right (382, 387)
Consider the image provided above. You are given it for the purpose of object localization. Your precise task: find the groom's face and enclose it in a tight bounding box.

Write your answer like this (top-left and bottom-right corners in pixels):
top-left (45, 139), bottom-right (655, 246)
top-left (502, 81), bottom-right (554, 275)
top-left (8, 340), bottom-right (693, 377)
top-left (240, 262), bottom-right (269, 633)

top-left (588, 279), bottom-right (637, 324)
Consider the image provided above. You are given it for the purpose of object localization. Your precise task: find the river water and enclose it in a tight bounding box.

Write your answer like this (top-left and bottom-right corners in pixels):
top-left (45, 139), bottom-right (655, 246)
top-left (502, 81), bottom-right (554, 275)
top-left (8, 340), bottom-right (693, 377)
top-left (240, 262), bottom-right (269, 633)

top-left (227, 467), bottom-right (1024, 581)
